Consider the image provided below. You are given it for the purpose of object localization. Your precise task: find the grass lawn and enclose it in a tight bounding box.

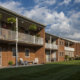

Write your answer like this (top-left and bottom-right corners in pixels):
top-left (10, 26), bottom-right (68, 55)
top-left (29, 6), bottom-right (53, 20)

top-left (0, 60), bottom-right (80, 80)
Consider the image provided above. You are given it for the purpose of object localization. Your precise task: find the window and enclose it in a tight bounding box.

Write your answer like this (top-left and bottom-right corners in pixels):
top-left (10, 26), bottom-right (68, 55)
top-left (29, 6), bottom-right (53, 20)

top-left (59, 52), bottom-right (64, 56)
top-left (59, 41), bottom-right (64, 45)
top-left (12, 48), bottom-right (16, 56)
top-left (25, 49), bottom-right (30, 57)
top-left (59, 41), bottom-right (62, 45)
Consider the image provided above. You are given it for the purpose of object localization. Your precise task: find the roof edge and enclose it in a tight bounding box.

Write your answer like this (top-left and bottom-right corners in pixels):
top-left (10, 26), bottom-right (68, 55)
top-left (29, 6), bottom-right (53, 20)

top-left (0, 6), bottom-right (46, 27)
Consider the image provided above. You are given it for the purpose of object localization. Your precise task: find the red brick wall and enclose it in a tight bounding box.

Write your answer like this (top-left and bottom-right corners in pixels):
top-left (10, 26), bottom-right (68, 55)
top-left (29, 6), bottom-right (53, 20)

top-left (56, 38), bottom-right (65, 61)
top-left (73, 43), bottom-right (80, 57)
top-left (35, 28), bottom-right (46, 64)
top-left (1, 44), bottom-right (36, 66)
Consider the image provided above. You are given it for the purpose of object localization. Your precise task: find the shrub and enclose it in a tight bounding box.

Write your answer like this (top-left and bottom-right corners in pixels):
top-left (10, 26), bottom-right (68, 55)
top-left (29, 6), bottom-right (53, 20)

top-left (29, 24), bottom-right (37, 31)
top-left (8, 61), bottom-right (13, 65)
top-left (69, 57), bottom-right (74, 61)
top-left (75, 57), bottom-right (80, 60)
top-left (65, 55), bottom-right (69, 61)
top-left (36, 34), bottom-right (40, 37)
top-left (7, 17), bottom-right (16, 24)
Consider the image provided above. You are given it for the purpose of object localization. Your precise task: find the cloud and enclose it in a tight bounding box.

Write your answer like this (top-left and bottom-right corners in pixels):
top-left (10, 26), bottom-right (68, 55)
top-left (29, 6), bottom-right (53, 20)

top-left (63, 0), bottom-right (71, 4)
top-left (74, 0), bottom-right (80, 3)
top-left (34, 0), bottom-right (56, 6)
top-left (68, 32), bottom-right (80, 40)
top-left (59, 0), bottom-right (71, 6)
top-left (24, 6), bottom-right (71, 34)
top-left (0, 1), bottom-right (25, 14)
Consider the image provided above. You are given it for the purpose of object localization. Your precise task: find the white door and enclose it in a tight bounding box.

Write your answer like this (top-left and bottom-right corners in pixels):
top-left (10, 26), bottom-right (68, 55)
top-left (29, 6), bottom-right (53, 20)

top-left (46, 51), bottom-right (50, 62)
top-left (52, 51), bottom-right (56, 61)
top-left (0, 48), bottom-right (2, 66)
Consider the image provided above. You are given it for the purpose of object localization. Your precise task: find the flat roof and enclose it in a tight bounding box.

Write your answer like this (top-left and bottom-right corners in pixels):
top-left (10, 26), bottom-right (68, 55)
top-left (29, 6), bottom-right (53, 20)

top-left (0, 6), bottom-right (46, 27)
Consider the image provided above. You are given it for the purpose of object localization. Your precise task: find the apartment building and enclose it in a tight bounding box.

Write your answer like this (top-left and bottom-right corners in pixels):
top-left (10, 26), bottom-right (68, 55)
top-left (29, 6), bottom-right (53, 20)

top-left (45, 33), bottom-right (76, 62)
top-left (0, 6), bottom-right (80, 67)
top-left (0, 6), bottom-right (46, 66)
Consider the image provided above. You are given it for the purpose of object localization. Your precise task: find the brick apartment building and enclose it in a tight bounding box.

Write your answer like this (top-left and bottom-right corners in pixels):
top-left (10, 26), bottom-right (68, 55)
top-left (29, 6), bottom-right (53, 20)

top-left (0, 6), bottom-right (80, 67)
top-left (45, 33), bottom-right (77, 62)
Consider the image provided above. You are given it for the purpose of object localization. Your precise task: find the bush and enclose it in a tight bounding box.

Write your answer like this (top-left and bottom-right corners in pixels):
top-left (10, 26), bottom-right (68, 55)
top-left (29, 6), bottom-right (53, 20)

top-left (8, 61), bottom-right (13, 65)
top-left (69, 57), bottom-right (74, 61)
top-left (75, 57), bottom-right (80, 60)
top-left (65, 55), bottom-right (69, 61)
top-left (36, 34), bottom-right (40, 37)
top-left (29, 24), bottom-right (37, 31)
top-left (7, 17), bottom-right (16, 24)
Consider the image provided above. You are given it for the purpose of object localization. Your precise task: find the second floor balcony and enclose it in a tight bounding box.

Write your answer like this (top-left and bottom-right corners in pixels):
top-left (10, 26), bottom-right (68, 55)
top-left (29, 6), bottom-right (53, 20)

top-left (45, 43), bottom-right (58, 50)
top-left (65, 47), bottom-right (75, 52)
top-left (0, 28), bottom-right (44, 46)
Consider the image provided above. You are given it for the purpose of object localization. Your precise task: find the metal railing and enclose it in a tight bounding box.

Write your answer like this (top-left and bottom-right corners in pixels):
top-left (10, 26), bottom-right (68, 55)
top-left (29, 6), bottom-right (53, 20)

top-left (65, 47), bottom-right (75, 51)
top-left (0, 28), bottom-right (43, 45)
top-left (45, 43), bottom-right (58, 50)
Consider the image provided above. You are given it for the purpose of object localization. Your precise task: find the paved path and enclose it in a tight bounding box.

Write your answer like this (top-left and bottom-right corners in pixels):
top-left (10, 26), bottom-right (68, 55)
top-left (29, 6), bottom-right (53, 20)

top-left (0, 64), bottom-right (43, 69)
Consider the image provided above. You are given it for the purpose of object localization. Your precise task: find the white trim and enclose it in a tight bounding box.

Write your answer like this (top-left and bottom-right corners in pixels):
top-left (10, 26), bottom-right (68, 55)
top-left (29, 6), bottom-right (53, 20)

top-left (25, 48), bottom-right (30, 58)
top-left (0, 48), bottom-right (2, 66)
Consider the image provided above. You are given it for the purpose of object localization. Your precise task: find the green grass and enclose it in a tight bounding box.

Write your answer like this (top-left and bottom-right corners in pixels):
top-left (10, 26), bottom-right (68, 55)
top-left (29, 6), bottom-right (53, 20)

top-left (0, 60), bottom-right (80, 80)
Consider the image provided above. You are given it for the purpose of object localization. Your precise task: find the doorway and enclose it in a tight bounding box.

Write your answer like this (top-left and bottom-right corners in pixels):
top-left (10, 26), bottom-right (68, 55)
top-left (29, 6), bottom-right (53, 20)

top-left (46, 51), bottom-right (50, 62)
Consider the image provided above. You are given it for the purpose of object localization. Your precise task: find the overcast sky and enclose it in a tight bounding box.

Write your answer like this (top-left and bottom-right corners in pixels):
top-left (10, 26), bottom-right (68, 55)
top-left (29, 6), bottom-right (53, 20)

top-left (0, 0), bottom-right (80, 41)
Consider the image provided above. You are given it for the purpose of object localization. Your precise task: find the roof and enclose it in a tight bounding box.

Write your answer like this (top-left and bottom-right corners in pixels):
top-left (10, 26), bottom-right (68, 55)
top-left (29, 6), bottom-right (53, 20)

top-left (45, 32), bottom-right (80, 43)
top-left (0, 6), bottom-right (46, 27)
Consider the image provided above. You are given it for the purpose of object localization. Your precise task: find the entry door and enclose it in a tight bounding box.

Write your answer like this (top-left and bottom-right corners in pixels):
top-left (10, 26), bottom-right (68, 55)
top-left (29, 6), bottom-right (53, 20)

top-left (46, 51), bottom-right (50, 62)
top-left (0, 48), bottom-right (2, 66)
top-left (52, 51), bottom-right (56, 61)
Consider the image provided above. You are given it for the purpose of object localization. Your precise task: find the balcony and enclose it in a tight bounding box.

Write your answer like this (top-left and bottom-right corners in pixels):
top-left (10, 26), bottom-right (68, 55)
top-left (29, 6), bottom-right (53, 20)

top-left (45, 43), bottom-right (58, 50)
top-left (65, 47), bottom-right (75, 52)
top-left (0, 28), bottom-right (43, 45)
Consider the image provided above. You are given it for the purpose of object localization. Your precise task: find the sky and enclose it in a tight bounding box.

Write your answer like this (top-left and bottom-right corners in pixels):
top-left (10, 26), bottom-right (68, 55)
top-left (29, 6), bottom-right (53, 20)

top-left (0, 0), bottom-right (80, 41)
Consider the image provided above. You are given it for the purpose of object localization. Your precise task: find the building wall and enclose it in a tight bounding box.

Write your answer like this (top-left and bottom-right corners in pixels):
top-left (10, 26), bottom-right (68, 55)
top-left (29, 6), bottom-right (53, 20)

top-left (74, 43), bottom-right (80, 57)
top-left (0, 28), bottom-right (45, 66)
top-left (35, 28), bottom-right (46, 64)
top-left (1, 44), bottom-right (37, 66)
top-left (56, 38), bottom-right (65, 61)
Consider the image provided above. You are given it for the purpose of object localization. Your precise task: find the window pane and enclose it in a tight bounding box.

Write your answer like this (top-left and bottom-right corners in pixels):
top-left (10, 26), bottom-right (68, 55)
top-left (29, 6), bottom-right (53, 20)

top-left (12, 48), bottom-right (16, 56)
top-left (25, 49), bottom-right (29, 57)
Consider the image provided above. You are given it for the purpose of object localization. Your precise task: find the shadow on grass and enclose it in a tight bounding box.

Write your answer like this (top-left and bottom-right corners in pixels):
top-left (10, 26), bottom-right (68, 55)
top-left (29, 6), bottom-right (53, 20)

top-left (0, 61), bottom-right (80, 80)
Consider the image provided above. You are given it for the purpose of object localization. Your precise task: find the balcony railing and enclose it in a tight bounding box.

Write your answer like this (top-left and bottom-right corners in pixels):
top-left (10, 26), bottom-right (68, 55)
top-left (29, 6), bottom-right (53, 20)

top-left (45, 43), bottom-right (58, 50)
top-left (65, 47), bottom-right (75, 51)
top-left (0, 28), bottom-right (43, 45)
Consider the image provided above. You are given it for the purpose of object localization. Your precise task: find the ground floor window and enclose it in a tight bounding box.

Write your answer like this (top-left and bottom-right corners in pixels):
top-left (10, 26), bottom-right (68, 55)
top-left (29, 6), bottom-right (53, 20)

top-left (12, 48), bottom-right (16, 56)
top-left (59, 52), bottom-right (64, 56)
top-left (25, 49), bottom-right (30, 57)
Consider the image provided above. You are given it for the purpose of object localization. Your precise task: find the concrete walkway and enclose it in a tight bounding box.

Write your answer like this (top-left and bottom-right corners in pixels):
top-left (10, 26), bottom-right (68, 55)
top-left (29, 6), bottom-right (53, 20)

top-left (0, 64), bottom-right (43, 69)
